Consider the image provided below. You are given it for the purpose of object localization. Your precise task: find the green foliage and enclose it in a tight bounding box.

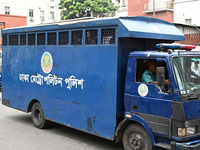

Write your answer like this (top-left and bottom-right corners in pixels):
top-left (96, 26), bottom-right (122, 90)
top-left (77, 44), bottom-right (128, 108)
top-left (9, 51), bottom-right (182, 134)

top-left (59, 0), bottom-right (118, 20)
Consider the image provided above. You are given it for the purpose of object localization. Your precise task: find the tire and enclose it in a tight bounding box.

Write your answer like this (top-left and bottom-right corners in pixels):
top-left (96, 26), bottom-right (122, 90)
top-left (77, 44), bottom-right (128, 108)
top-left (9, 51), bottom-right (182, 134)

top-left (123, 124), bottom-right (155, 150)
top-left (31, 102), bottom-right (50, 129)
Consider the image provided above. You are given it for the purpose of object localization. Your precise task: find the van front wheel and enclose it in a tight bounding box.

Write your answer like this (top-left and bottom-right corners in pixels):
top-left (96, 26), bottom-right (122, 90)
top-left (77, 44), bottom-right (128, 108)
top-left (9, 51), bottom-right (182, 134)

top-left (31, 102), bottom-right (50, 129)
top-left (122, 124), bottom-right (155, 150)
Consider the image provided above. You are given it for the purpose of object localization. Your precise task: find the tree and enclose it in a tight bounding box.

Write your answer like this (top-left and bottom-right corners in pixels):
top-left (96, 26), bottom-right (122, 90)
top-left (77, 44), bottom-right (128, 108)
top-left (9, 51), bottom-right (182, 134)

top-left (59, 0), bottom-right (118, 20)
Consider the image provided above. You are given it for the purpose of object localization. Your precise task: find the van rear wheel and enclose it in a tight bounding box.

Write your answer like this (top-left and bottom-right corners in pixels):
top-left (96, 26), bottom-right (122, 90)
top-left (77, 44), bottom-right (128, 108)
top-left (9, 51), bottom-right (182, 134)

top-left (31, 102), bottom-right (50, 129)
top-left (123, 124), bottom-right (155, 150)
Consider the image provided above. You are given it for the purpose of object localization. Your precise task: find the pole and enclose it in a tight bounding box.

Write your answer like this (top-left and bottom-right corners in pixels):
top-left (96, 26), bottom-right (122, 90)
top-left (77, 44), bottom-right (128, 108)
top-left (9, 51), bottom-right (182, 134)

top-left (153, 0), bottom-right (155, 18)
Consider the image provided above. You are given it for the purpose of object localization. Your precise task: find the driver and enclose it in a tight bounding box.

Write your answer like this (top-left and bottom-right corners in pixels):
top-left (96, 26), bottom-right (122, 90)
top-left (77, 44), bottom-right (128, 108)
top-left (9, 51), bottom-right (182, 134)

top-left (141, 60), bottom-right (157, 84)
top-left (141, 60), bottom-right (169, 84)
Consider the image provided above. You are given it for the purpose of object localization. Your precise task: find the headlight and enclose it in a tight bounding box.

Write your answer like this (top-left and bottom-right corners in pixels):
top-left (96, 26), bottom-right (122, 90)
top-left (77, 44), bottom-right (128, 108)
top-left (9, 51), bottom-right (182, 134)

top-left (178, 127), bottom-right (196, 136)
top-left (186, 127), bottom-right (196, 135)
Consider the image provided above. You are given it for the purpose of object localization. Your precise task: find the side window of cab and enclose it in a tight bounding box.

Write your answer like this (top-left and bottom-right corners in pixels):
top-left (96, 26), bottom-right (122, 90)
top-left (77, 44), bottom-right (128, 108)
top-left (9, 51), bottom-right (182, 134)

top-left (135, 59), bottom-right (155, 83)
top-left (136, 59), bottom-right (170, 93)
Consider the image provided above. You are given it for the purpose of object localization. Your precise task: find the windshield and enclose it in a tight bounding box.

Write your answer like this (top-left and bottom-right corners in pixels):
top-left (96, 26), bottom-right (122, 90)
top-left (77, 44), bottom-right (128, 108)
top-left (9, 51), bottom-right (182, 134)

top-left (172, 51), bottom-right (200, 95)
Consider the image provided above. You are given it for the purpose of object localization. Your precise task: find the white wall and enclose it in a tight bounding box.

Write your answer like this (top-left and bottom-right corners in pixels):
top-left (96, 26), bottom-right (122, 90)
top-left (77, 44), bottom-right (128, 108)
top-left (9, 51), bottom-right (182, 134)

top-left (193, 46), bottom-right (200, 51)
top-left (173, 0), bottom-right (200, 26)
top-left (112, 0), bottom-right (128, 17)
top-left (0, 0), bottom-right (60, 25)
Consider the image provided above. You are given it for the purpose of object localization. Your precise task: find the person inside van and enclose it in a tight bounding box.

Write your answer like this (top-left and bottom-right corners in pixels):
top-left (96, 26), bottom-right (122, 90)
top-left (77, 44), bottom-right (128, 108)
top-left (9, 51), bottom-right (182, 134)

top-left (141, 60), bottom-right (157, 84)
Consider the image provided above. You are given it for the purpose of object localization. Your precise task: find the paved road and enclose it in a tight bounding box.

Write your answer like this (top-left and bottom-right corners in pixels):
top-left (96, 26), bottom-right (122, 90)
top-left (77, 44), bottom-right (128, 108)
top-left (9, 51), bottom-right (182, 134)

top-left (0, 94), bottom-right (124, 150)
top-left (0, 93), bottom-right (166, 150)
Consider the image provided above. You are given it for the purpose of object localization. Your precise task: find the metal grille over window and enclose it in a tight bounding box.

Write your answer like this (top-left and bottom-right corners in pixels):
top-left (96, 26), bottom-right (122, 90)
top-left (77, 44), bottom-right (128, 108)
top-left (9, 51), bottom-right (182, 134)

top-left (48, 32), bottom-right (56, 45)
top-left (72, 30), bottom-right (82, 45)
top-left (9, 35), bottom-right (18, 45)
top-left (101, 28), bottom-right (116, 44)
top-left (28, 34), bottom-right (35, 45)
top-left (20, 34), bottom-right (26, 45)
top-left (59, 31), bottom-right (69, 45)
top-left (2, 35), bottom-right (7, 45)
top-left (37, 33), bottom-right (45, 45)
top-left (86, 30), bottom-right (98, 45)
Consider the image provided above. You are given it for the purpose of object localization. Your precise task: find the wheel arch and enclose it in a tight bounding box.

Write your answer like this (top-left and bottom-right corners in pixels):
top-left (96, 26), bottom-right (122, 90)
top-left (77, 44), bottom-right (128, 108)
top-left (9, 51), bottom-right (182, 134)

top-left (27, 99), bottom-right (40, 112)
top-left (115, 114), bottom-right (156, 145)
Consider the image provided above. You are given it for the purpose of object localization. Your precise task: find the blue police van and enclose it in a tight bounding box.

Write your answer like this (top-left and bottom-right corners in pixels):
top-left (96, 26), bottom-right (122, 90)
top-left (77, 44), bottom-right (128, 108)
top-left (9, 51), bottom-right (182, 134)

top-left (2, 16), bottom-right (200, 150)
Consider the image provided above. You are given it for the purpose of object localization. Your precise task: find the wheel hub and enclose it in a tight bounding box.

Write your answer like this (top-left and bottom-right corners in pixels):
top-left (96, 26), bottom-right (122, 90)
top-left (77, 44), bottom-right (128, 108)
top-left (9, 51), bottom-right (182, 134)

top-left (129, 133), bottom-right (143, 150)
top-left (34, 109), bottom-right (41, 123)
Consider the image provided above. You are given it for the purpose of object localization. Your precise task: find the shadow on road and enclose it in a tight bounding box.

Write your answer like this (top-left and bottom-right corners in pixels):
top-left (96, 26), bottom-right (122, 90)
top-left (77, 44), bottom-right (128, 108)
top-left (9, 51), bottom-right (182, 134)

top-left (7, 112), bottom-right (124, 150)
top-left (5, 111), bottom-right (166, 150)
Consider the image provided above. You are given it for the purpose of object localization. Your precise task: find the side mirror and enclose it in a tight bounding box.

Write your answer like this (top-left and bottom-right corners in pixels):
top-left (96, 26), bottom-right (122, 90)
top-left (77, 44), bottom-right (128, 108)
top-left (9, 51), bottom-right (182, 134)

top-left (157, 67), bottom-right (165, 86)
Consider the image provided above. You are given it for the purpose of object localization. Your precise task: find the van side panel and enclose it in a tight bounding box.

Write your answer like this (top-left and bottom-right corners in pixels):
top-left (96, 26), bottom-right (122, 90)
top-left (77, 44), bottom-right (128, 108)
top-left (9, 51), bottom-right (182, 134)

top-left (3, 45), bottom-right (120, 139)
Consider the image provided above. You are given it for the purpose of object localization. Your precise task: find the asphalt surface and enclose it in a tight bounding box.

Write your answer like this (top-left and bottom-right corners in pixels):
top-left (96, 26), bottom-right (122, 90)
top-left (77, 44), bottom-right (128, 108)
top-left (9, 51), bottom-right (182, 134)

top-left (0, 92), bottom-right (167, 150)
top-left (0, 93), bottom-right (124, 150)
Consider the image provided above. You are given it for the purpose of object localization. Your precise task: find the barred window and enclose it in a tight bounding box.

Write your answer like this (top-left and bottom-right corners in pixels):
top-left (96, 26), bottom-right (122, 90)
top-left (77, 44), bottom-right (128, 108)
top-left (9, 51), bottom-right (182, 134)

top-left (71, 30), bottom-right (82, 45)
top-left (101, 28), bottom-right (116, 44)
top-left (86, 30), bottom-right (98, 45)
top-left (37, 33), bottom-right (45, 45)
top-left (9, 35), bottom-right (18, 45)
top-left (20, 34), bottom-right (26, 45)
top-left (2, 35), bottom-right (7, 45)
top-left (28, 34), bottom-right (35, 45)
top-left (48, 32), bottom-right (56, 45)
top-left (59, 31), bottom-right (69, 45)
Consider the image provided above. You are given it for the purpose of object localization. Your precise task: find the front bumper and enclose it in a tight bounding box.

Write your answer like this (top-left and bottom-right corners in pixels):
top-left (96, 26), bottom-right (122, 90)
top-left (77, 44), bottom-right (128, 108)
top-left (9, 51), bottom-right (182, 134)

top-left (171, 139), bottom-right (200, 150)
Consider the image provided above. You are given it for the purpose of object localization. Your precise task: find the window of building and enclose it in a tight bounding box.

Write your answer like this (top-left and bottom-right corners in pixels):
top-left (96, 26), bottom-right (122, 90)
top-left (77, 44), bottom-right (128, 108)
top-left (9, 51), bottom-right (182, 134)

top-left (185, 19), bottom-right (192, 25)
top-left (122, 0), bottom-right (126, 5)
top-left (40, 11), bottom-right (45, 21)
top-left (5, 6), bottom-right (10, 15)
top-left (146, 0), bottom-right (172, 11)
top-left (50, 12), bottom-right (55, 20)
top-left (29, 9), bottom-right (34, 17)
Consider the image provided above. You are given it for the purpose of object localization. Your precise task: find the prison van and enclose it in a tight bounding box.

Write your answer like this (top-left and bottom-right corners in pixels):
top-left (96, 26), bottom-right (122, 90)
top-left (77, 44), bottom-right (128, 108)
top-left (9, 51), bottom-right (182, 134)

top-left (2, 16), bottom-right (200, 150)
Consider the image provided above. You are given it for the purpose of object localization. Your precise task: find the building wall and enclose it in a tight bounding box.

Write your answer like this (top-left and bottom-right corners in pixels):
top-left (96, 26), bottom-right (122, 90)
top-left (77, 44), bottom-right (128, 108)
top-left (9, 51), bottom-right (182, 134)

top-left (173, 0), bottom-right (200, 26)
top-left (128, 0), bottom-right (148, 16)
top-left (150, 11), bottom-right (173, 22)
top-left (0, 15), bottom-right (27, 51)
top-left (0, 14), bottom-right (27, 28)
top-left (0, 0), bottom-right (60, 26)
top-left (114, 0), bottom-right (128, 17)
top-left (128, 0), bottom-right (174, 22)
top-left (175, 24), bottom-right (200, 46)
top-left (0, 23), bottom-right (5, 29)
